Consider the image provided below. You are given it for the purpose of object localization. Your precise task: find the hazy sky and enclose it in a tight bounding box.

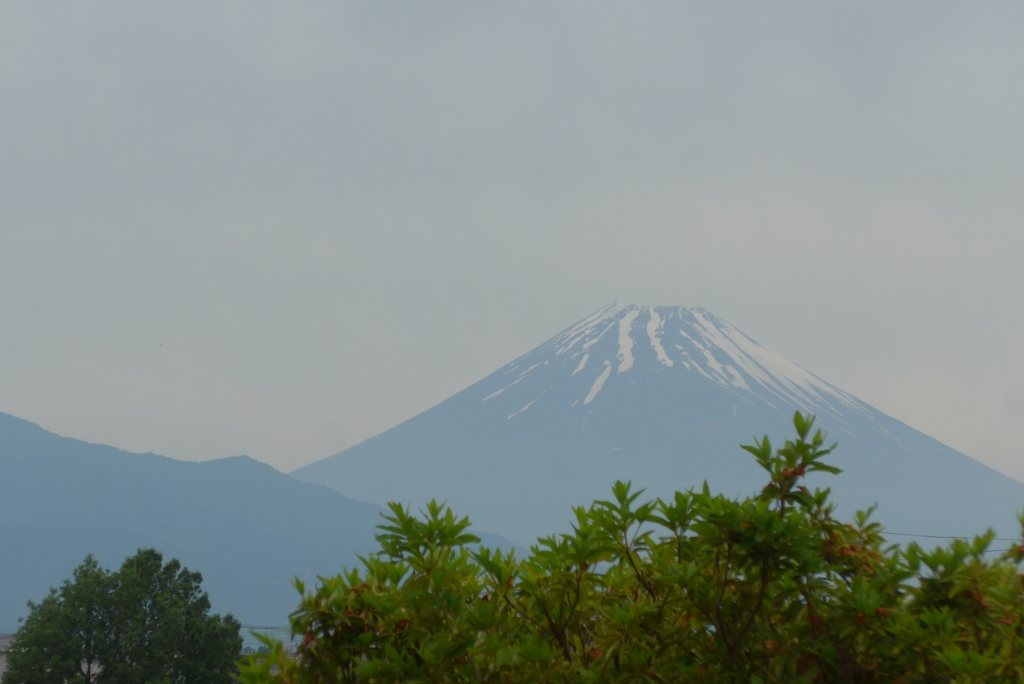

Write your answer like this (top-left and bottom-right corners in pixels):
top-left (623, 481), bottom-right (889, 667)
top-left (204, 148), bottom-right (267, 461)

top-left (3, 2), bottom-right (1024, 479)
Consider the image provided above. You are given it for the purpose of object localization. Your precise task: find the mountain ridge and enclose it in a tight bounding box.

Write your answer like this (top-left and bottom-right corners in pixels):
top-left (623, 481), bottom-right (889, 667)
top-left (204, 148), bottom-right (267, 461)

top-left (0, 412), bottom-right (513, 630)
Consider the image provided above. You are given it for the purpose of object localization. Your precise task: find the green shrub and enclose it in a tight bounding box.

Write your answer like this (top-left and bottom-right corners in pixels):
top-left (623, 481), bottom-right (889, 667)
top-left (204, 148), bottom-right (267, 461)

top-left (240, 414), bottom-right (1024, 683)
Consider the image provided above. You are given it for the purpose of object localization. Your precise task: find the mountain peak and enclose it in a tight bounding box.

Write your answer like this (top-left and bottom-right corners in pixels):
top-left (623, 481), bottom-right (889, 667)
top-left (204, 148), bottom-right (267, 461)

top-left (490, 304), bottom-right (867, 427)
top-left (293, 305), bottom-right (1024, 545)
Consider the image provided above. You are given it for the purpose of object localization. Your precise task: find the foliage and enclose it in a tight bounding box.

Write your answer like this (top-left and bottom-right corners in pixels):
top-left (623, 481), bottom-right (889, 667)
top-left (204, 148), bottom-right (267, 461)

top-left (2, 549), bottom-right (242, 684)
top-left (240, 413), bottom-right (1024, 683)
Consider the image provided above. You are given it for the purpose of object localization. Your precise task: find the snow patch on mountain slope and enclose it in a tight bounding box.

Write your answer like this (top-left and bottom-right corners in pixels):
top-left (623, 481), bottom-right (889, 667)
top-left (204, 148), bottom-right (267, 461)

top-left (688, 308), bottom-right (869, 420)
top-left (647, 310), bottom-right (674, 367)
top-left (508, 399), bottom-right (537, 419)
top-left (556, 303), bottom-right (625, 356)
top-left (482, 303), bottom-right (873, 424)
top-left (617, 308), bottom-right (640, 372)
top-left (585, 362), bottom-right (612, 405)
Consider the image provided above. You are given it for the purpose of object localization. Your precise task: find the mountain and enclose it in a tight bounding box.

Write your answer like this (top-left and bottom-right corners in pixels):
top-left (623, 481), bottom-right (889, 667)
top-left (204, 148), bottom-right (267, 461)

top-left (293, 303), bottom-right (1024, 546)
top-left (0, 413), bottom-right (512, 630)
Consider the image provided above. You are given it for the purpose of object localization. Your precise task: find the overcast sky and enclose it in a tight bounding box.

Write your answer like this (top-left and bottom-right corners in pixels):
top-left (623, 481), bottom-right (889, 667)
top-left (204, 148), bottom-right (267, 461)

top-left (2, 2), bottom-right (1024, 479)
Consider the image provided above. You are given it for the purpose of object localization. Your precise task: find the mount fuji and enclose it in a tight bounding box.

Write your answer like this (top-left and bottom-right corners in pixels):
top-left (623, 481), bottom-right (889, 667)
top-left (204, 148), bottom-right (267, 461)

top-left (293, 304), bottom-right (1024, 546)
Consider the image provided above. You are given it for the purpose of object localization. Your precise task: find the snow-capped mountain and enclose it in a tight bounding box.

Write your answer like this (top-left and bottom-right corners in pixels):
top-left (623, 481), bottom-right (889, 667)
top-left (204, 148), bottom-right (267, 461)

top-left (293, 304), bottom-right (1024, 546)
top-left (479, 303), bottom-right (871, 428)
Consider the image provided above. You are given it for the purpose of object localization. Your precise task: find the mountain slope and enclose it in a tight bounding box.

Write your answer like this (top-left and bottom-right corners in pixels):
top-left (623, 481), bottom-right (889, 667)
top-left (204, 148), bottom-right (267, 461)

top-left (0, 413), bottom-right (512, 630)
top-left (293, 303), bottom-right (1024, 545)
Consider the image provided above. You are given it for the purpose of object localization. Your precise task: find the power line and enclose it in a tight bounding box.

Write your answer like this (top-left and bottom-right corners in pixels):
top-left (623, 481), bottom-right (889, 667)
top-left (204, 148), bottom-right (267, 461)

top-left (884, 532), bottom-right (1020, 543)
top-left (881, 531), bottom-right (1022, 554)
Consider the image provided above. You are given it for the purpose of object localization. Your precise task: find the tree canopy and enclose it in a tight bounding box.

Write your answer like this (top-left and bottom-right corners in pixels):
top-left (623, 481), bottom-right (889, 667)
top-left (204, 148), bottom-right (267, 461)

top-left (240, 413), bottom-right (1024, 683)
top-left (2, 548), bottom-right (241, 684)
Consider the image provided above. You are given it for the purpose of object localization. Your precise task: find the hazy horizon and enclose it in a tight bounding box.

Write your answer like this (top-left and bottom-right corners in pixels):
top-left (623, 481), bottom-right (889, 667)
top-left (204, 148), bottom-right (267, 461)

top-left (3, 3), bottom-right (1024, 480)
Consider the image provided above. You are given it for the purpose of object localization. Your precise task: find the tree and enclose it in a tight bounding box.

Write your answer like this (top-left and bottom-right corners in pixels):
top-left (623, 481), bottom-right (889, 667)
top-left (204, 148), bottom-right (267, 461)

top-left (2, 556), bottom-right (110, 684)
top-left (2, 549), bottom-right (242, 684)
top-left (239, 413), bottom-right (1024, 683)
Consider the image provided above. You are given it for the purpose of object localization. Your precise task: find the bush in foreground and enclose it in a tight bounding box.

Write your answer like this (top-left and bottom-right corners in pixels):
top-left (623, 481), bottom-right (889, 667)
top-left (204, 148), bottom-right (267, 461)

top-left (241, 414), bottom-right (1024, 683)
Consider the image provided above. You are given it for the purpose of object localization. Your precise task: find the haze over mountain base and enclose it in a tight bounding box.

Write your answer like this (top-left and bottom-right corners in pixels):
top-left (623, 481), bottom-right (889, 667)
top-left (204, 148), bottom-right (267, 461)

top-left (293, 304), bottom-right (1024, 546)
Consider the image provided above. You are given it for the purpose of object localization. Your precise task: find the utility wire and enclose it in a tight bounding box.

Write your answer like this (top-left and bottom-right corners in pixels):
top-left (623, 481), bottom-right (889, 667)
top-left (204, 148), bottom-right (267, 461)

top-left (879, 532), bottom-right (1021, 554)
top-left (884, 532), bottom-right (1020, 542)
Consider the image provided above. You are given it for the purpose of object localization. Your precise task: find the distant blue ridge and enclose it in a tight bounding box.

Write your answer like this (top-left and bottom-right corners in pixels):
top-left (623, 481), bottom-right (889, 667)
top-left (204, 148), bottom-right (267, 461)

top-left (0, 412), bottom-right (516, 630)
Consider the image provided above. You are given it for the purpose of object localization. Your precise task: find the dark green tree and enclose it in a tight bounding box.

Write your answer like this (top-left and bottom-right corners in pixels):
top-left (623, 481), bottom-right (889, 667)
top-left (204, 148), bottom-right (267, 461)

top-left (2, 555), bottom-right (109, 684)
top-left (2, 549), bottom-right (242, 684)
